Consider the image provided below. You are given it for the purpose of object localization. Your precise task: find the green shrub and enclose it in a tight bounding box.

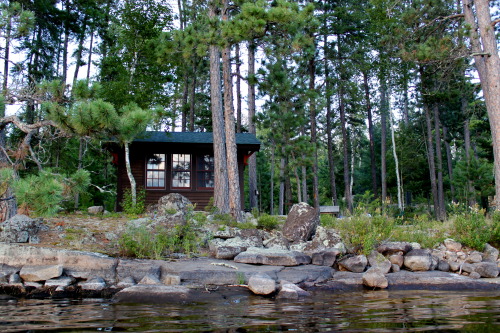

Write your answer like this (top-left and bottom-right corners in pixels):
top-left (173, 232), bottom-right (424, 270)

top-left (13, 169), bottom-right (90, 217)
top-left (121, 187), bottom-right (146, 215)
top-left (320, 214), bottom-right (337, 228)
top-left (118, 221), bottom-right (200, 259)
top-left (451, 210), bottom-right (490, 250)
top-left (257, 213), bottom-right (279, 230)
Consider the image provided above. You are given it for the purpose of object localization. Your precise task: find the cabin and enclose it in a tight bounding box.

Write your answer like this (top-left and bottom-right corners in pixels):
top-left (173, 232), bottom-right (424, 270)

top-left (111, 131), bottom-right (261, 210)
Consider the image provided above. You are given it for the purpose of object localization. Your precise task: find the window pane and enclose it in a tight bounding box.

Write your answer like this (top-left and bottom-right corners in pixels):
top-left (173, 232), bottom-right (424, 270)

top-left (146, 155), bottom-right (165, 189)
top-left (173, 171), bottom-right (190, 188)
top-left (197, 155), bottom-right (214, 189)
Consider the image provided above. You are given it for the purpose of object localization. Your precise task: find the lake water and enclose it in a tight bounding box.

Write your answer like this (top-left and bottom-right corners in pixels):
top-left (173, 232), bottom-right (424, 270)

top-left (1, 290), bottom-right (500, 332)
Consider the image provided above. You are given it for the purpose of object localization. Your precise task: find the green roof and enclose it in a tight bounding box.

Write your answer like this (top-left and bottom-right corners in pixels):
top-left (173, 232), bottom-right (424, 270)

top-left (134, 131), bottom-right (260, 145)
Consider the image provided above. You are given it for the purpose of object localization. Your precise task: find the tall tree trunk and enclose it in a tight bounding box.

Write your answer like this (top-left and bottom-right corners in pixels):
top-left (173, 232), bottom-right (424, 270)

top-left (463, 102), bottom-right (477, 207)
top-left (389, 106), bottom-right (403, 211)
top-left (380, 82), bottom-right (388, 208)
top-left (72, 15), bottom-right (88, 86)
top-left (235, 43), bottom-right (242, 133)
top-left (402, 75), bottom-right (410, 124)
top-left (189, 63), bottom-right (197, 132)
top-left (61, 0), bottom-right (70, 84)
top-left (124, 142), bottom-right (136, 206)
top-left (222, 1), bottom-right (242, 220)
top-left (208, 1), bottom-right (229, 214)
top-left (270, 145), bottom-right (275, 215)
top-left (86, 26), bottom-right (94, 81)
top-left (3, 15), bottom-right (11, 92)
top-left (181, 72), bottom-right (189, 132)
top-left (247, 42), bottom-right (258, 209)
top-left (279, 153), bottom-right (285, 215)
top-left (325, 57), bottom-right (338, 205)
top-left (433, 104), bottom-right (446, 220)
top-left (443, 126), bottom-right (456, 202)
top-left (339, 89), bottom-right (352, 213)
top-left (74, 138), bottom-right (85, 209)
top-left (364, 70), bottom-right (377, 197)
top-left (308, 58), bottom-right (319, 209)
top-left (463, 0), bottom-right (500, 209)
top-left (424, 103), bottom-right (439, 219)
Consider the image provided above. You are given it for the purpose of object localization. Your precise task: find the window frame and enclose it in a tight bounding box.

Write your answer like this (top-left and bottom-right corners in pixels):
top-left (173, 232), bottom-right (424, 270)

top-left (145, 153), bottom-right (166, 189)
top-left (196, 154), bottom-right (215, 190)
top-left (171, 153), bottom-right (192, 189)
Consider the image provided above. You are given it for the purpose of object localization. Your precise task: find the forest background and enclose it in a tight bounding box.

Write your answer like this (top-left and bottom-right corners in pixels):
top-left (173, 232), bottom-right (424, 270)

top-left (0, 0), bottom-right (499, 222)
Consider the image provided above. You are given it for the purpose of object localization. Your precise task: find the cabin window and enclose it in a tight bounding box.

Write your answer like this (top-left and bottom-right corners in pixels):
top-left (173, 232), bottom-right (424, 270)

top-left (197, 155), bottom-right (214, 189)
top-left (172, 154), bottom-right (191, 188)
top-left (146, 154), bottom-right (165, 189)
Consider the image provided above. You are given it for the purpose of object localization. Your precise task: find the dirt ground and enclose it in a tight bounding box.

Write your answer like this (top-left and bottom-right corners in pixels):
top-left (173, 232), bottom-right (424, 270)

top-left (34, 213), bottom-right (134, 256)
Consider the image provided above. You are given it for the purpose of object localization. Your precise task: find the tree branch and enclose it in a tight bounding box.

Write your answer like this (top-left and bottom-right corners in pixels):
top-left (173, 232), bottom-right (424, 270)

top-left (492, 18), bottom-right (500, 27)
top-left (0, 115), bottom-right (57, 133)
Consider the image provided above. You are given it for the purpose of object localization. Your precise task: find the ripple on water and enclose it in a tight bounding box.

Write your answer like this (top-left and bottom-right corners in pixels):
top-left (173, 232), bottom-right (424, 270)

top-left (1, 290), bottom-right (500, 332)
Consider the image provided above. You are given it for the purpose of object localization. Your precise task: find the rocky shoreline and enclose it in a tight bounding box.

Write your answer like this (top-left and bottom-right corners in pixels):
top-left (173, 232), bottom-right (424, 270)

top-left (1, 242), bottom-right (500, 303)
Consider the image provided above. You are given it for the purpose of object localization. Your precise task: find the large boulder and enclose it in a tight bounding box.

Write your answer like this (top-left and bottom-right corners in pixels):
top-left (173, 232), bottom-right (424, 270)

top-left (209, 236), bottom-right (262, 260)
top-left (302, 226), bottom-right (343, 256)
top-left (367, 251), bottom-right (392, 274)
top-left (277, 281), bottom-right (310, 299)
top-left (377, 242), bottom-right (412, 256)
top-left (404, 249), bottom-right (432, 271)
top-left (234, 247), bottom-right (311, 266)
top-left (443, 238), bottom-right (462, 252)
top-left (0, 214), bottom-right (42, 243)
top-left (362, 267), bottom-right (388, 289)
top-left (282, 202), bottom-right (319, 243)
top-left (19, 265), bottom-right (63, 282)
top-left (473, 262), bottom-right (499, 278)
top-left (338, 254), bottom-right (368, 273)
top-left (248, 273), bottom-right (276, 295)
top-left (483, 244), bottom-right (499, 263)
top-left (157, 193), bottom-right (192, 215)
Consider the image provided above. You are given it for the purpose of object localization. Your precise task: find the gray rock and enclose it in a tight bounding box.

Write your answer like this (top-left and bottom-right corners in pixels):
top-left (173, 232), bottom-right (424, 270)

top-left (449, 261), bottom-right (460, 272)
top-left (80, 277), bottom-right (106, 291)
top-left (466, 251), bottom-right (483, 264)
top-left (209, 236), bottom-right (262, 260)
top-left (117, 276), bottom-right (136, 288)
top-left (45, 276), bottom-right (75, 288)
top-left (8, 273), bottom-right (22, 286)
top-left (483, 244), bottom-right (499, 263)
top-left (162, 274), bottom-right (181, 286)
top-left (311, 249), bottom-right (339, 266)
top-left (444, 238), bottom-right (462, 252)
top-left (20, 265), bottom-right (63, 282)
top-left (114, 285), bottom-right (192, 303)
top-left (410, 242), bottom-right (422, 250)
top-left (87, 206), bottom-right (104, 214)
top-left (277, 265), bottom-right (333, 284)
top-left (377, 242), bottom-right (412, 255)
top-left (29, 235), bottom-right (40, 244)
top-left (0, 272), bottom-right (7, 284)
top-left (116, 259), bottom-right (160, 283)
top-left (473, 262), bottom-right (499, 278)
top-left (437, 260), bottom-right (450, 272)
top-left (282, 202), bottom-right (319, 243)
top-left (157, 193), bottom-right (192, 216)
top-left (263, 234), bottom-right (290, 250)
top-left (24, 281), bottom-right (42, 288)
top-left (469, 271), bottom-right (482, 279)
top-left (389, 254), bottom-right (404, 268)
top-left (362, 268), bottom-right (388, 289)
top-left (277, 283), bottom-right (310, 299)
top-left (430, 255), bottom-right (439, 271)
top-left (461, 262), bottom-right (475, 273)
top-left (302, 226), bottom-right (342, 255)
top-left (139, 274), bottom-right (162, 285)
top-left (404, 249), bottom-right (432, 271)
top-left (338, 255), bottom-right (368, 273)
top-left (0, 214), bottom-right (41, 243)
top-left (391, 264), bottom-right (400, 272)
top-left (248, 273), bottom-right (276, 295)
top-left (368, 251), bottom-right (392, 274)
top-left (234, 247), bottom-right (311, 266)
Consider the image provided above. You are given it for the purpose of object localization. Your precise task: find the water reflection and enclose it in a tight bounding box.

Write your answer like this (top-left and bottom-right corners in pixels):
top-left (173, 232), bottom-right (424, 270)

top-left (1, 290), bottom-right (500, 332)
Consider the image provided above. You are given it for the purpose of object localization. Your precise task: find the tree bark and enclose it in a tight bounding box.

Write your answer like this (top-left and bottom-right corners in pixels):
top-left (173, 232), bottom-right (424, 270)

top-left (270, 144), bottom-right (275, 215)
top-left (462, 0), bottom-right (500, 209)
top-left (222, 1), bottom-right (242, 220)
top-left (279, 154), bottom-right (285, 215)
top-left (247, 42), bottom-right (258, 209)
top-left (443, 126), bottom-right (456, 202)
top-left (72, 15), bottom-right (88, 87)
top-left (235, 43), bottom-right (242, 133)
top-left (380, 81), bottom-right (388, 208)
top-left (389, 106), bottom-right (403, 211)
top-left (364, 70), bottom-right (377, 197)
top-left (424, 102), bottom-right (439, 219)
top-left (433, 104), bottom-right (446, 220)
top-left (208, 1), bottom-right (229, 214)
top-left (124, 142), bottom-right (136, 205)
top-left (308, 58), bottom-right (319, 209)
top-left (325, 55), bottom-right (338, 205)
